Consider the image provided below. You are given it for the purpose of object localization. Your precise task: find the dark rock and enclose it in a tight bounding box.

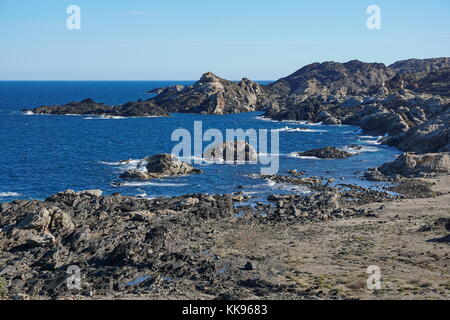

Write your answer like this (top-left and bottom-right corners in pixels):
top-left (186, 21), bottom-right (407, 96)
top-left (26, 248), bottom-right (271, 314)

top-left (26, 99), bottom-right (170, 118)
top-left (242, 261), bottom-right (253, 271)
top-left (120, 154), bottom-right (202, 181)
top-left (203, 141), bottom-right (258, 163)
top-left (367, 152), bottom-right (450, 180)
top-left (297, 147), bottom-right (352, 159)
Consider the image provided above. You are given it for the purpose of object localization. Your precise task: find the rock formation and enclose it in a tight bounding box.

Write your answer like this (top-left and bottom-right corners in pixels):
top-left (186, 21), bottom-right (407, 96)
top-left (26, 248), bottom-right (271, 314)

top-left (365, 152), bottom-right (450, 181)
top-left (203, 141), bottom-right (258, 162)
top-left (25, 98), bottom-right (170, 117)
top-left (119, 154), bottom-right (201, 180)
top-left (148, 72), bottom-right (268, 114)
top-left (297, 147), bottom-right (353, 159)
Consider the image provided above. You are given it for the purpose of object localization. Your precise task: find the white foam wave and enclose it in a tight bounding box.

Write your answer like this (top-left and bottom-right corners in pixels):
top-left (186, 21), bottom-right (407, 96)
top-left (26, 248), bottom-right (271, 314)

top-left (287, 152), bottom-right (320, 160)
top-left (365, 139), bottom-right (382, 145)
top-left (122, 181), bottom-right (189, 187)
top-left (0, 192), bottom-right (22, 197)
top-left (342, 146), bottom-right (380, 154)
top-left (98, 159), bottom-right (146, 171)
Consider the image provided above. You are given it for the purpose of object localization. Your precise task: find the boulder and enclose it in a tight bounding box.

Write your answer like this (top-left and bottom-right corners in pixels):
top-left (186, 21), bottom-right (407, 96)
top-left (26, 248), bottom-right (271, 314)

top-left (366, 152), bottom-right (450, 180)
top-left (203, 141), bottom-right (258, 163)
top-left (297, 147), bottom-right (352, 159)
top-left (120, 154), bottom-right (201, 181)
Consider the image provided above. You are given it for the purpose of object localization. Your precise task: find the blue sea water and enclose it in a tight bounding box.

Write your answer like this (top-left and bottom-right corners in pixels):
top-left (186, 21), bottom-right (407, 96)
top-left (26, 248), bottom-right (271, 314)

top-left (0, 81), bottom-right (401, 201)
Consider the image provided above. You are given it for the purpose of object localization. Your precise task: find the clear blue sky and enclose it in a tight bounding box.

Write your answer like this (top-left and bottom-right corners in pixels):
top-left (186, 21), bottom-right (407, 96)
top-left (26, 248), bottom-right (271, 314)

top-left (0, 0), bottom-right (449, 80)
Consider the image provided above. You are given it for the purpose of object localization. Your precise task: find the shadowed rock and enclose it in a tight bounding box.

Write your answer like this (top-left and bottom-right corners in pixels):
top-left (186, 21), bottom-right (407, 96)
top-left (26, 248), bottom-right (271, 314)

top-left (203, 141), bottom-right (258, 163)
top-left (119, 154), bottom-right (201, 181)
top-left (297, 147), bottom-right (352, 159)
top-left (25, 98), bottom-right (170, 118)
top-left (365, 152), bottom-right (450, 181)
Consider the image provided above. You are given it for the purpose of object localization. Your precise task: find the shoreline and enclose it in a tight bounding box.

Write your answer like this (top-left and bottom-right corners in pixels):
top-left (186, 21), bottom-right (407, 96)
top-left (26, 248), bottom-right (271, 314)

top-left (0, 175), bottom-right (448, 300)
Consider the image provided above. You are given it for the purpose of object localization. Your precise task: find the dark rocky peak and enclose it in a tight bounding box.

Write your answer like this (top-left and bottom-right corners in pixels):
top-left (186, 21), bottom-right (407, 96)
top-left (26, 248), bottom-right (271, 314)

top-left (389, 57), bottom-right (450, 77)
top-left (199, 72), bottom-right (224, 83)
top-left (80, 98), bottom-right (96, 104)
top-left (269, 60), bottom-right (394, 96)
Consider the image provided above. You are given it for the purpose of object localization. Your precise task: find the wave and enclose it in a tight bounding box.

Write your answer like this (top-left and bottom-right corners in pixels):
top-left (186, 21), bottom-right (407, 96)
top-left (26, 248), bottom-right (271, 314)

top-left (342, 146), bottom-right (380, 154)
top-left (98, 159), bottom-right (146, 171)
top-left (0, 192), bottom-right (22, 197)
top-left (364, 139), bottom-right (382, 145)
top-left (287, 120), bottom-right (323, 126)
top-left (287, 152), bottom-right (320, 160)
top-left (121, 181), bottom-right (189, 187)
top-left (273, 126), bottom-right (327, 133)
top-left (254, 116), bottom-right (279, 123)
top-left (84, 115), bottom-right (126, 120)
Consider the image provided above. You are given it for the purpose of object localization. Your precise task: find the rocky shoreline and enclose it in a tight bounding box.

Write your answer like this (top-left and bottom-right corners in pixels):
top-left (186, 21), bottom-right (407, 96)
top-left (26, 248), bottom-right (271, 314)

top-left (4, 57), bottom-right (449, 300)
top-left (1, 172), bottom-right (449, 300)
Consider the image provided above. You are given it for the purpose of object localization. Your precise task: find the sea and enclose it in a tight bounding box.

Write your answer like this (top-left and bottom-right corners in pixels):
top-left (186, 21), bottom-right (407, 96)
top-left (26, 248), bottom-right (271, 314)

top-left (0, 81), bottom-right (401, 202)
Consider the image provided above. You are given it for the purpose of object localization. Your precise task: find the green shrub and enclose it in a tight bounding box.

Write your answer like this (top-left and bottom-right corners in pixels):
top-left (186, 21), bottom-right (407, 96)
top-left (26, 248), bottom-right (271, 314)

top-left (0, 277), bottom-right (8, 298)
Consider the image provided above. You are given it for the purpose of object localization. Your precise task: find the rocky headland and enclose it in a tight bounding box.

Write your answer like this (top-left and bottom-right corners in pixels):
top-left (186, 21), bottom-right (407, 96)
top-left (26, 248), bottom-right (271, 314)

top-left (4, 57), bottom-right (449, 300)
top-left (25, 98), bottom-right (170, 118)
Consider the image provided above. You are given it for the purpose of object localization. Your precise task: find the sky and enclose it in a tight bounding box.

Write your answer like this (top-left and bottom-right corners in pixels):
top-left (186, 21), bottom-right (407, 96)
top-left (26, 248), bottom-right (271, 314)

top-left (0, 0), bottom-right (449, 80)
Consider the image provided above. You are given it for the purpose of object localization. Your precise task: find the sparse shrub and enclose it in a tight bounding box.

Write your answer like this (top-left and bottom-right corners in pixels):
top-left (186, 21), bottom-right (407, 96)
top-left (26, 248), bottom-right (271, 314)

top-left (0, 277), bottom-right (8, 298)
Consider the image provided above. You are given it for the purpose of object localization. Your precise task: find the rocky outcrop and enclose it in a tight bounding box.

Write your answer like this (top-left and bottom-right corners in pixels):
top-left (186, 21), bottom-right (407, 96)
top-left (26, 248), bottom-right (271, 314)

top-left (297, 147), bottom-right (353, 159)
top-left (384, 110), bottom-right (450, 153)
top-left (365, 152), bottom-right (450, 181)
top-left (268, 60), bottom-right (394, 97)
top-left (149, 72), bottom-right (269, 114)
top-left (0, 190), bottom-right (234, 298)
top-left (386, 68), bottom-right (450, 97)
top-left (119, 154), bottom-right (201, 180)
top-left (389, 57), bottom-right (450, 78)
top-left (203, 141), bottom-right (258, 162)
top-left (23, 98), bottom-right (169, 117)
top-left (26, 98), bottom-right (170, 117)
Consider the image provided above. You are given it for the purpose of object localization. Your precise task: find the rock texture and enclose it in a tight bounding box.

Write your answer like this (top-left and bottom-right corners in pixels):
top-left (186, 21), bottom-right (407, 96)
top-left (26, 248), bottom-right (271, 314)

top-left (268, 60), bottom-right (394, 97)
top-left (389, 57), bottom-right (450, 77)
top-left (119, 154), bottom-right (201, 181)
top-left (203, 141), bottom-right (258, 162)
top-left (0, 190), bottom-right (235, 298)
top-left (149, 72), bottom-right (268, 114)
top-left (297, 147), bottom-right (352, 159)
top-left (26, 98), bottom-right (170, 117)
top-left (365, 152), bottom-right (450, 181)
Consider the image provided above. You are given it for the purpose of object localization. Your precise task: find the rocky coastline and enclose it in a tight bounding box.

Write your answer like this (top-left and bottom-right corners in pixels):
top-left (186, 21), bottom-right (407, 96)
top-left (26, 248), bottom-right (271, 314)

top-left (3, 57), bottom-right (449, 300)
top-left (1, 172), bottom-right (449, 300)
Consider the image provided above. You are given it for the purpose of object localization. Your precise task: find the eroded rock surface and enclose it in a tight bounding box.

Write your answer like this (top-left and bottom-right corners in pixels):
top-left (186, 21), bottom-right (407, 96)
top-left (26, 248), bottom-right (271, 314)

top-left (119, 154), bottom-right (201, 181)
top-left (297, 147), bottom-right (353, 159)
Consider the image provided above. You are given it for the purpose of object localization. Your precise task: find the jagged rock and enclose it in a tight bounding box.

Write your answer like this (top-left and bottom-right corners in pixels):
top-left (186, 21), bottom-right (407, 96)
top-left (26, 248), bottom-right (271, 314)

top-left (389, 57), bottom-right (450, 78)
top-left (80, 190), bottom-right (103, 198)
top-left (366, 152), bottom-right (450, 180)
top-left (25, 98), bottom-right (170, 117)
top-left (149, 72), bottom-right (268, 114)
top-left (385, 111), bottom-right (450, 153)
top-left (297, 147), bottom-right (352, 159)
top-left (268, 60), bottom-right (394, 97)
top-left (120, 154), bottom-right (201, 180)
top-left (379, 152), bottom-right (450, 177)
top-left (203, 141), bottom-right (258, 162)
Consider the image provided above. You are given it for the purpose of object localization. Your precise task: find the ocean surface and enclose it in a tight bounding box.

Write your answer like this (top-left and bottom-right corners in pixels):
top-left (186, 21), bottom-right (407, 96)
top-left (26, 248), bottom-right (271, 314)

top-left (0, 81), bottom-right (401, 202)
